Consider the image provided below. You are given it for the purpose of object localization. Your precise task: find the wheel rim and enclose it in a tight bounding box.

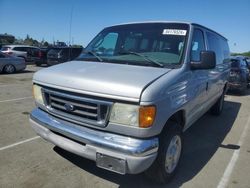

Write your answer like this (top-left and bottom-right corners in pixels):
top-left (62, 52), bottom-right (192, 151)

top-left (165, 135), bottom-right (182, 173)
top-left (5, 65), bottom-right (15, 73)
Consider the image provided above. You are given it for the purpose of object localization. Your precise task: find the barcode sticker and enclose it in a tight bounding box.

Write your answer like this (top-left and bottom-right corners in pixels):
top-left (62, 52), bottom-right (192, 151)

top-left (162, 29), bottom-right (187, 36)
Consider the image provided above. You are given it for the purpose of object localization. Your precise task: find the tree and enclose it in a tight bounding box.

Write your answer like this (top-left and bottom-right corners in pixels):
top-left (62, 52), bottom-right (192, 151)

top-left (43, 41), bottom-right (49, 46)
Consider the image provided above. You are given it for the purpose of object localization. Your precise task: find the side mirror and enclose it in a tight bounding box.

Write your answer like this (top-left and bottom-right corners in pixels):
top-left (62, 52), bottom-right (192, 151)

top-left (190, 51), bottom-right (216, 70)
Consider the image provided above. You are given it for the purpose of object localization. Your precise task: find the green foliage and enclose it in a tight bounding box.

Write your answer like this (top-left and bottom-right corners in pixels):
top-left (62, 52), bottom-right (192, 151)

top-left (0, 33), bottom-right (15, 44)
top-left (1, 33), bottom-right (83, 48)
top-left (231, 51), bottom-right (250, 57)
top-left (71, 44), bottom-right (83, 48)
top-left (43, 41), bottom-right (49, 46)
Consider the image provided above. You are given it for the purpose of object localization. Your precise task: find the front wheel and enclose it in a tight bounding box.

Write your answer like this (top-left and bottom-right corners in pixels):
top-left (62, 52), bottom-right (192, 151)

top-left (4, 64), bottom-right (16, 74)
top-left (145, 122), bottom-right (182, 184)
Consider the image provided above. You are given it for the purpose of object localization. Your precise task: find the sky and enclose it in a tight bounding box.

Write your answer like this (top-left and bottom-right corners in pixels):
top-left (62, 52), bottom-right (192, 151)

top-left (0, 0), bottom-right (249, 53)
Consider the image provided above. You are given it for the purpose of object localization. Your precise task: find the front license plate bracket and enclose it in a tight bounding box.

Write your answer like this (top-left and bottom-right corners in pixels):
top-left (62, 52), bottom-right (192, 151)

top-left (96, 153), bottom-right (126, 174)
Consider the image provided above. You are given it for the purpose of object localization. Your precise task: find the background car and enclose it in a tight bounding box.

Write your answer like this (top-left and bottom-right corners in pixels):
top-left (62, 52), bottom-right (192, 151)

top-left (0, 51), bottom-right (26, 73)
top-left (47, 47), bottom-right (83, 66)
top-left (228, 56), bottom-right (250, 92)
top-left (1, 45), bottom-right (27, 60)
top-left (1, 45), bottom-right (41, 62)
top-left (34, 47), bottom-right (51, 66)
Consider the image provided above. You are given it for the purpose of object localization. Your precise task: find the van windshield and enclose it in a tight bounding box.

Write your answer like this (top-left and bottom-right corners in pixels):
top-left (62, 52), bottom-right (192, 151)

top-left (77, 23), bottom-right (189, 68)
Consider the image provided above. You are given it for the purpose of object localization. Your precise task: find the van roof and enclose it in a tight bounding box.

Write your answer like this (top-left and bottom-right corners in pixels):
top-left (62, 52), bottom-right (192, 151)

top-left (109, 21), bottom-right (227, 40)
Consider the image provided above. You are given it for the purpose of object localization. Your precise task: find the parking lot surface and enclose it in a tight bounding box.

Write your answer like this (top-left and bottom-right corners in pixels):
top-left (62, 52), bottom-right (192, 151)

top-left (0, 65), bottom-right (250, 188)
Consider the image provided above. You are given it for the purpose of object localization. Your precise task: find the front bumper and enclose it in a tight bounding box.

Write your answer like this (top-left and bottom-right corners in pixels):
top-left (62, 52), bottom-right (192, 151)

top-left (30, 108), bottom-right (158, 174)
top-left (15, 63), bottom-right (26, 71)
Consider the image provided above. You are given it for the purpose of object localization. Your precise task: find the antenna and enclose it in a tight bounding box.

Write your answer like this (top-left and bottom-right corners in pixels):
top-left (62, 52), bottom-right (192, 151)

top-left (69, 5), bottom-right (73, 46)
top-left (68, 4), bottom-right (74, 61)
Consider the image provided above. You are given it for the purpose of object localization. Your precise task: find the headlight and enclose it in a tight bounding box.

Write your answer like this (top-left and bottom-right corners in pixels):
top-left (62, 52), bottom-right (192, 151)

top-left (32, 84), bottom-right (44, 105)
top-left (109, 103), bottom-right (156, 128)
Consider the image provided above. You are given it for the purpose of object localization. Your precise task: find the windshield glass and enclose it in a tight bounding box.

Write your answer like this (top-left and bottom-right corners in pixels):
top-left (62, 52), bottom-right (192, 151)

top-left (230, 59), bottom-right (240, 68)
top-left (77, 23), bottom-right (189, 68)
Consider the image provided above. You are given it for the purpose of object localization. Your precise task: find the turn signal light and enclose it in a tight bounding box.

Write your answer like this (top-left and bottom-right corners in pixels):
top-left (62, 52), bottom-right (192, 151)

top-left (139, 106), bottom-right (156, 128)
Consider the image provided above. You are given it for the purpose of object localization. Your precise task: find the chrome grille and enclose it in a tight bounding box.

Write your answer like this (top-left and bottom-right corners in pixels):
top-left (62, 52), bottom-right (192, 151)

top-left (42, 88), bottom-right (112, 127)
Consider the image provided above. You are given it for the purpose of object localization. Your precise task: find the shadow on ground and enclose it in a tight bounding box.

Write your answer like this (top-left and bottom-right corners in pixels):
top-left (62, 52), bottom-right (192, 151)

top-left (227, 87), bottom-right (250, 96)
top-left (0, 70), bottom-right (35, 75)
top-left (54, 100), bottom-right (241, 188)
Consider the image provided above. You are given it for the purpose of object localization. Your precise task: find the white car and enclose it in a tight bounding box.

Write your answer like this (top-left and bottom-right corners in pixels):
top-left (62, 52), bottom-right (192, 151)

top-left (0, 52), bottom-right (26, 73)
top-left (1, 45), bottom-right (27, 60)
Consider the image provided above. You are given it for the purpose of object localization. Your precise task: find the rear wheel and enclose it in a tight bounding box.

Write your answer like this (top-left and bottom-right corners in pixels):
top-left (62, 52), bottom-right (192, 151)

top-left (210, 92), bottom-right (224, 115)
top-left (145, 121), bottom-right (182, 184)
top-left (4, 64), bottom-right (16, 74)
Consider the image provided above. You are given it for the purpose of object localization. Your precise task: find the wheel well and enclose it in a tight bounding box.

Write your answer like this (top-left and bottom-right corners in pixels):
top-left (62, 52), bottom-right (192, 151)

top-left (164, 110), bottom-right (185, 131)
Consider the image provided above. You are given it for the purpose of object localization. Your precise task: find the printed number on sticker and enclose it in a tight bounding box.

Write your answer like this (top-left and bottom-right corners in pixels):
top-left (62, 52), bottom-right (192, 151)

top-left (163, 29), bottom-right (187, 36)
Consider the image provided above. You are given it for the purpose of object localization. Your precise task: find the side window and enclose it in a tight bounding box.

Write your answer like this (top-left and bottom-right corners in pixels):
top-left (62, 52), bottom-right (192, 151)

top-left (220, 39), bottom-right (230, 63)
top-left (191, 29), bottom-right (205, 62)
top-left (206, 32), bottom-right (225, 64)
top-left (13, 47), bottom-right (21, 51)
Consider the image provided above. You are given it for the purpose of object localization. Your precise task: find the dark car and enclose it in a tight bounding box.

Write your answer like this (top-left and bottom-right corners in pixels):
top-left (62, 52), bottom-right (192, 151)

top-left (47, 47), bottom-right (83, 66)
top-left (228, 56), bottom-right (250, 92)
top-left (34, 48), bottom-right (51, 66)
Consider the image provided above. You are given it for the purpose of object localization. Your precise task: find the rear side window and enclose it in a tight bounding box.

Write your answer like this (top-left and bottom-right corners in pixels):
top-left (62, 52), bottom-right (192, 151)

top-left (191, 29), bottom-right (205, 62)
top-left (206, 32), bottom-right (229, 64)
top-left (220, 39), bottom-right (230, 62)
top-left (13, 47), bottom-right (27, 52)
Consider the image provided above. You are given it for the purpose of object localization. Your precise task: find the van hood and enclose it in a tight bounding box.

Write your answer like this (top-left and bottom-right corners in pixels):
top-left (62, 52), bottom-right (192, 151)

top-left (33, 61), bottom-right (171, 102)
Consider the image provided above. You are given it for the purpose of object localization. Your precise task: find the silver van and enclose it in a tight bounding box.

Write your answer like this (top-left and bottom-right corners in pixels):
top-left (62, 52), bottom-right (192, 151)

top-left (30, 22), bottom-right (230, 183)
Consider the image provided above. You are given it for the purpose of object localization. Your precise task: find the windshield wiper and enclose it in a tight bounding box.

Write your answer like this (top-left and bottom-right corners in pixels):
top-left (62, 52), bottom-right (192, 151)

top-left (118, 51), bottom-right (164, 67)
top-left (86, 51), bottom-right (103, 62)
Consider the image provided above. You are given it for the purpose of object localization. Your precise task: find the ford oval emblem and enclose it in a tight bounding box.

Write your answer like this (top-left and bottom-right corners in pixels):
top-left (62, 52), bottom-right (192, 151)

top-left (64, 103), bottom-right (75, 112)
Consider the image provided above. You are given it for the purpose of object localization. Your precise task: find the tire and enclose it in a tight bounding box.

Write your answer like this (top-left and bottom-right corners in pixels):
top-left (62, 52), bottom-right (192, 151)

top-left (210, 92), bottom-right (224, 115)
top-left (145, 121), bottom-right (183, 184)
top-left (4, 64), bottom-right (16, 74)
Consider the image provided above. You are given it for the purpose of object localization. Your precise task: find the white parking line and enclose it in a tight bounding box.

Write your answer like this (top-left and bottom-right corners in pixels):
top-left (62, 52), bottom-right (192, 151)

top-left (0, 96), bottom-right (32, 103)
top-left (217, 115), bottom-right (250, 188)
top-left (0, 136), bottom-right (40, 151)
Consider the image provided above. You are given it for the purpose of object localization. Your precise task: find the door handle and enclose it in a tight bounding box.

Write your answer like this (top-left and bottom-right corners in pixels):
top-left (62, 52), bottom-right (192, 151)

top-left (206, 82), bottom-right (208, 91)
